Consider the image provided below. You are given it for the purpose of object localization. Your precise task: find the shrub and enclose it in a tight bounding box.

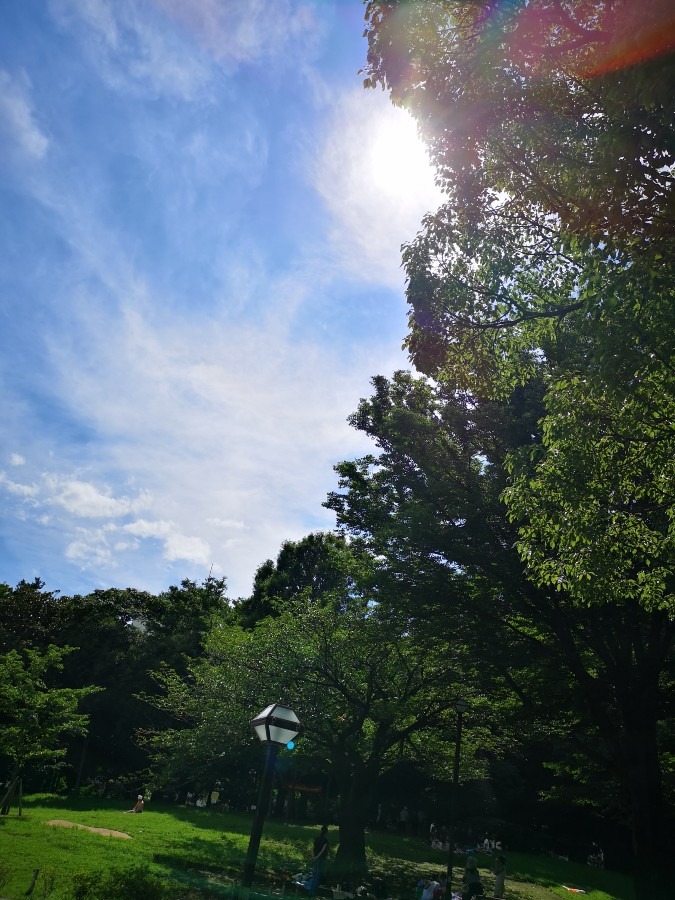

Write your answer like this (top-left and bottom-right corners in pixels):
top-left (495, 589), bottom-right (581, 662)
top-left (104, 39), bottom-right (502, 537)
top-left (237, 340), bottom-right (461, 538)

top-left (70, 864), bottom-right (170, 899)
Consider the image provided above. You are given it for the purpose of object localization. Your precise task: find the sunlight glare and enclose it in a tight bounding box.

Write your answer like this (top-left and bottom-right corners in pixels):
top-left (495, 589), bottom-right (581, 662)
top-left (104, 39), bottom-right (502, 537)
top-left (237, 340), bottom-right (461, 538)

top-left (367, 107), bottom-right (437, 199)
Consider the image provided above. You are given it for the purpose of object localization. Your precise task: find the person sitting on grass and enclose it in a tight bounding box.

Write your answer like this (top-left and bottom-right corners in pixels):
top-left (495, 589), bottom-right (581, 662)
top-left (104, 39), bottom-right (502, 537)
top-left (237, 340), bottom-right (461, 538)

top-left (125, 795), bottom-right (144, 813)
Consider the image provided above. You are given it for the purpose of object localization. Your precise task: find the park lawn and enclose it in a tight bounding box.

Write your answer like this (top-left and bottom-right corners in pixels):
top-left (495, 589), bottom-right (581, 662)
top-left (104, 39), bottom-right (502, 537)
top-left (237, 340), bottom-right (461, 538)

top-left (0, 797), bottom-right (634, 900)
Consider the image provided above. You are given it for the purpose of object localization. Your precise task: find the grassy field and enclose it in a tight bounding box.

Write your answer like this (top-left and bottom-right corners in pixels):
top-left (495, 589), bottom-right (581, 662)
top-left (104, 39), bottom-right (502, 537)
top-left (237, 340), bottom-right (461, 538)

top-left (0, 796), bottom-right (634, 900)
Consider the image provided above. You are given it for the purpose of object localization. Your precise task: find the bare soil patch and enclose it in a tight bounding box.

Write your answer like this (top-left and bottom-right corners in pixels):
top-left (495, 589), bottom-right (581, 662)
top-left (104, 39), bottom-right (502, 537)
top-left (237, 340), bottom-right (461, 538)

top-left (46, 819), bottom-right (132, 839)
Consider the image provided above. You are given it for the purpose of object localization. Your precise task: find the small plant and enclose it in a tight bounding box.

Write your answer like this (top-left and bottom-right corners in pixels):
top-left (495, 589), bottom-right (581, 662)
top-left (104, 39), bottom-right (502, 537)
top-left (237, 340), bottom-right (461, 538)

top-left (38, 869), bottom-right (57, 897)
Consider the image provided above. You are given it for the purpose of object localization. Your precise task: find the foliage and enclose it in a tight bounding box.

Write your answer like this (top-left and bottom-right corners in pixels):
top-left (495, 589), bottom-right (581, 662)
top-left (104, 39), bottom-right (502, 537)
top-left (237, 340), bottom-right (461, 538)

top-left (235, 532), bottom-right (366, 628)
top-left (0, 645), bottom-right (98, 780)
top-left (503, 371), bottom-right (675, 611)
top-left (71, 864), bottom-right (171, 900)
top-left (146, 580), bottom-right (487, 877)
top-left (0, 577), bottom-right (229, 789)
top-left (326, 368), bottom-right (674, 889)
top-left (359, 5), bottom-right (675, 894)
top-left (363, 0), bottom-right (675, 243)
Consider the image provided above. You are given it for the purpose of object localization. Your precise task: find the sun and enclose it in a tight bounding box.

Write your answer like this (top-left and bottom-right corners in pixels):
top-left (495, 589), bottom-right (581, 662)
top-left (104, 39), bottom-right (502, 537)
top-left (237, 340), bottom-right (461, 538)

top-left (366, 104), bottom-right (438, 200)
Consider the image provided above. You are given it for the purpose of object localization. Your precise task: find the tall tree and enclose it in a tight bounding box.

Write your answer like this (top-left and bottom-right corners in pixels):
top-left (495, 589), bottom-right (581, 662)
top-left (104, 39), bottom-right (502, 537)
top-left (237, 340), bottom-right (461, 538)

top-left (326, 371), bottom-right (675, 889)
top-left (360, 4), bottom-right (675, 895)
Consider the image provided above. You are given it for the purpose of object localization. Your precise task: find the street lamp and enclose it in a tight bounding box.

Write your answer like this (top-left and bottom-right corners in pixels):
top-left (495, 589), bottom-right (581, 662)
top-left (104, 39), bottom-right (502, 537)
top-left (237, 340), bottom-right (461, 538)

top-left (242, 704), bottom-right (301, 889)
top-left (446, 698), bottom-right (469, 896)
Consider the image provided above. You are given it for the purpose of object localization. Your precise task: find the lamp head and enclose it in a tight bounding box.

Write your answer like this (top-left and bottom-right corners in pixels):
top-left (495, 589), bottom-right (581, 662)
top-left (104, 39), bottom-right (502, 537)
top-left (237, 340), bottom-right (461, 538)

top-left (251, 703), bottom-right (301, 746)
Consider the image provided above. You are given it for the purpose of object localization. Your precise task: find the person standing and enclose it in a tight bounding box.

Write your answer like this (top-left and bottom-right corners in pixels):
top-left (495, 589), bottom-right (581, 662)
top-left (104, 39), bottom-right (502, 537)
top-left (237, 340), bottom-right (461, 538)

top-left (309, 825), bottom-right (329, 895)
top-left (493, 855), bottom-right (506, 899)
top-left (399, 806), bottom-right (410, 834)
top-left (461, 857), bottom-right (484, 900)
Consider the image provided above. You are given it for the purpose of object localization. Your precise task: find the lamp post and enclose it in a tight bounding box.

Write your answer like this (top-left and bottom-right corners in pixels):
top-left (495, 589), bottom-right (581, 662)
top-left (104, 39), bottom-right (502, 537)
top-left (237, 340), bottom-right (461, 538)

top-left (446, 699), bottom-right (469, 897)
top-left (242, 704), bottom-right (301, 889)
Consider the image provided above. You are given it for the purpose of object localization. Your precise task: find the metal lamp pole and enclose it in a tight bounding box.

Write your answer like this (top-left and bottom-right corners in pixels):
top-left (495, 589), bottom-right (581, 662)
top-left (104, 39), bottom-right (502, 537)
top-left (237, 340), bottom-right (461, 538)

top-left (242, 704), bottom-right (301, 889)
top-left (446, 699), bottom-right (469, 897)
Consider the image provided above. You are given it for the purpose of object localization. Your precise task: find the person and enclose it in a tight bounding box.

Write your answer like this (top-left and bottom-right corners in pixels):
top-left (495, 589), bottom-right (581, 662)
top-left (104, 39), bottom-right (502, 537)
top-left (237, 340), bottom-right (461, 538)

top-left (308, 825), bottom-right (329, 895)
top-left (587, 842), bottom-right (604, 868)
top-left (399, 805), bottom-right (410, 834)
top-left (461, 857), bottom-right (484, 900)
top-left (420, 877), bottom-right (439, 900)
top-left (493, 855), bottom-right (506, 899)
top-left (125, 795), bottom-right (144, 813)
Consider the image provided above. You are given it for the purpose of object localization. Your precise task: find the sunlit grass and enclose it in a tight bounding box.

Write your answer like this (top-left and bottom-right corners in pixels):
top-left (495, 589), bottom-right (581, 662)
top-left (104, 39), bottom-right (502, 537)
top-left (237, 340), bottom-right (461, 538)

top-left (0, 796), bottom-right (634, 900)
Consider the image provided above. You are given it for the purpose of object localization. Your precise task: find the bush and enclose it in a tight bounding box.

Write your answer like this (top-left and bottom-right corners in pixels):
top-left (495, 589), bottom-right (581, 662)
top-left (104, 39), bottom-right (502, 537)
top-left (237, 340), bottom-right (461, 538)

top-left (71, 864), bottom-right (170, 899)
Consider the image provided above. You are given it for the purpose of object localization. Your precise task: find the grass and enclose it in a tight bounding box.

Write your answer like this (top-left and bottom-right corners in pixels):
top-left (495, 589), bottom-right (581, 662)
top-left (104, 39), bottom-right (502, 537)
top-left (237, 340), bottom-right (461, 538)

top-left (0, 796), bottom-right (634, 900)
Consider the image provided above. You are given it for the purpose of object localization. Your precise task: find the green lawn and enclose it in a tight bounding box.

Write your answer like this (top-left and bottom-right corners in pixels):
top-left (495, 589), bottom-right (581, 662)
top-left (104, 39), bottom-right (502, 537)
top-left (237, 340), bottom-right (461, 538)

top-left (0, 797), bottom-right (634, 900)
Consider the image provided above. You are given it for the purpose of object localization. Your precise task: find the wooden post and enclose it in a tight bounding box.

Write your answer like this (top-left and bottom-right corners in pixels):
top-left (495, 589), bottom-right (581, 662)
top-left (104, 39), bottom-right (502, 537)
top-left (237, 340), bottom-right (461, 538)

top-left (0, 775), bottom-right (19, 816)
top-left (25, 868), bottom-right (39, 896)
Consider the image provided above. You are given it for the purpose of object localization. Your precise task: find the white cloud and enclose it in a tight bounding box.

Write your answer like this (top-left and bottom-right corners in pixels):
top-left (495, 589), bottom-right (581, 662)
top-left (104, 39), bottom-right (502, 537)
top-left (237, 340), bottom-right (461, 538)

top-left (0, 70), bottom-right (49, 160)
top-left (311, 88), bottom-right (443, 287)
top-left (164, 532), bottom-right (211, 564)
top-left (0, 472), bottom-right (38, 497)
top-left (66, 528), bottom-right (115, 567)
top-left (0, 275), bottom-right (386, 595)
top-left (9, 454), bottom-right (26, 466)
top-left (123, 519), bottom-right (211, 565)
top-left (122, 519), bottom-right (174, 539)
top-left (45, 477), bottom-right (151, 518)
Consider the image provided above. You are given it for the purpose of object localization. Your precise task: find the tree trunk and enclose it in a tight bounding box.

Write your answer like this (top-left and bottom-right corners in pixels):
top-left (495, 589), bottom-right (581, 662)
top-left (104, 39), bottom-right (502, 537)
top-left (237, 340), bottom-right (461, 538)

top-left (621, 705), bottom-right (671, 900)
top-left (333, 771), bottom-right (372, 882)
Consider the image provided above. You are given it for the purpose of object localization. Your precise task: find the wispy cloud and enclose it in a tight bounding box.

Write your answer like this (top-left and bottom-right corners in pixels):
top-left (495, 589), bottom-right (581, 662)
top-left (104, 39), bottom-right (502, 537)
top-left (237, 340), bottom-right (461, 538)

top-left (0, 256), bottom-right (384, 593)
top-left (0, 472), bottom-right (38, 498)
top-left (49, 0), bottom-right (211, 100)
top-left (49, 0), bottom-right (320, 101)
top-left (150, 0), bottom-right (319, 68)
top-left (0, 70), bottom-right (49, 160)
top-left (0, 1), bottom-right (422, 599)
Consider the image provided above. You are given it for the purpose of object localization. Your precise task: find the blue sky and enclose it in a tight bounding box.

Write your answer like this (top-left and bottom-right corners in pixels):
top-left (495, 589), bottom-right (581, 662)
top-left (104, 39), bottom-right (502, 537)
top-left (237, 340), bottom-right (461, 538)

top-left (0, 0), bottom-right (441, 599)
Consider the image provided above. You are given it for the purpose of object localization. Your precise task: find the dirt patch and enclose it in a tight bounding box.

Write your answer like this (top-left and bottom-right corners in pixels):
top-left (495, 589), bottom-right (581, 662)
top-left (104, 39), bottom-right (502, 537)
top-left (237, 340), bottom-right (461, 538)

top-left (46, 819), bottom-right (132, 839)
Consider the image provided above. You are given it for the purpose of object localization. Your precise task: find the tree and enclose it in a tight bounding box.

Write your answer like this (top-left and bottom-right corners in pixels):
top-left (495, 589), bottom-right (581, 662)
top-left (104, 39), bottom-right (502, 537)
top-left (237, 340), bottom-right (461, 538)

top-left (0, 577), bottom-right (229, 791)
top-left (359, 4), bottom-right (675, 895)
top-left (363, 0), bottom-right (675, 243)
top-left (236, 533), bottom-right (362, 628)
top-left (147, 568), bottom-right (485, 879)
top-left (0, 645), bottom-right (97, 795)
top-left (326, 371), bottom-right (675, 886)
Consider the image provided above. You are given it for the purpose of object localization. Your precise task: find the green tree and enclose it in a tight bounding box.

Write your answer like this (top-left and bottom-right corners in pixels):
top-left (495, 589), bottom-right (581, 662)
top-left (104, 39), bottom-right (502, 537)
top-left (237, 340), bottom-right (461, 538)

top-left (360, 4), bottom-right (675, 894)
top-left (148, 582), bottom-right (481, 879)
top-left (0, 577), bottom-right (229, 791)
top-left (363, 0), bottom-right (675, 243)
top-left (326, 371), bottom-right (675, 882)
top-left (0, 645), bottom-right (97, 792)
top-left (236, 533), bottom-right (362, 628)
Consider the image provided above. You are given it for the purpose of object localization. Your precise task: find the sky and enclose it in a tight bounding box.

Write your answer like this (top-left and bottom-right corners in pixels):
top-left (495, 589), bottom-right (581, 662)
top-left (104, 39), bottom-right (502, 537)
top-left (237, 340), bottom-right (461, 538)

top-left (0, 0), bottom-right (442, 600)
